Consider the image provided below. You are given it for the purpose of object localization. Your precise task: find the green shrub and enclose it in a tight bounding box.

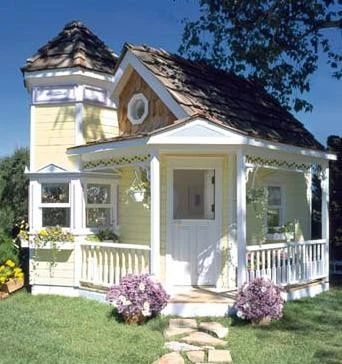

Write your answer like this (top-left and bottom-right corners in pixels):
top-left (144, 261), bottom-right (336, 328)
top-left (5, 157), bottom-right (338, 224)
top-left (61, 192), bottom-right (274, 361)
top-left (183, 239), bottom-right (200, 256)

top-left (0, 233), bottom-right (19, 266)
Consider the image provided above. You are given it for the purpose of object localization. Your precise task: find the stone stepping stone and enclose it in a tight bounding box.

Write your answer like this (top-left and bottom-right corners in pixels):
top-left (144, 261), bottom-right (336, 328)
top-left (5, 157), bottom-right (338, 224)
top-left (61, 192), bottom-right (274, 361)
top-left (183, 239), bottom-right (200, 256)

top-left (153, 352), bottom-right (184, 364)
top-left (169, 318), bottom-right (197, 329)
top-left (199, 322), bottom-right (229, 339)
top-left (208, 349), bottom-right (233, 363)
top-left (164, 327), bottom-right (196, 339)
top-left (164, 341), bottom-right (202, 352)
top-left (186, 350), bottom-right (205, 363)
top-left (180, 332), bottom-right (227, 348)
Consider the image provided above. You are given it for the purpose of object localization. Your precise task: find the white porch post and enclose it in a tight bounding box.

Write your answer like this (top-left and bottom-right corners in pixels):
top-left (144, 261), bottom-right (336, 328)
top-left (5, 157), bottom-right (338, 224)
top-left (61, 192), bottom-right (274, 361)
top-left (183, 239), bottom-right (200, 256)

top-left (321, 163), bottom-right (330, 277)
top-left (71, 178), bottom-right (84, 287)
top-left (236, 150), bottom-right (247, 287)
top-left (150, 151), bottom-right (160, 277)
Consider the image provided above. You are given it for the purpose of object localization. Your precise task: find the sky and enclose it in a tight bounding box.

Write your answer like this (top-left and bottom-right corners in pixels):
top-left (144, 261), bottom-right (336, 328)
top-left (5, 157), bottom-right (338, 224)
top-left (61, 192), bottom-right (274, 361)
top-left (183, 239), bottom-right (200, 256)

top-left (0, 0), bottom-right (341, 157)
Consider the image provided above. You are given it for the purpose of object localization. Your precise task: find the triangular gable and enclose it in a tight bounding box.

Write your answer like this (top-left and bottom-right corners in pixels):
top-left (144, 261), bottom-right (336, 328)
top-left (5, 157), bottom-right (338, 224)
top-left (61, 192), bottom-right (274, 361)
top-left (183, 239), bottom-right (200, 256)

top-left (112, 48), bottom-right (188, 120)
top-left (36, 164), bottom-right (68, 173)
top-left (148, 117), bottom-right (246, 145)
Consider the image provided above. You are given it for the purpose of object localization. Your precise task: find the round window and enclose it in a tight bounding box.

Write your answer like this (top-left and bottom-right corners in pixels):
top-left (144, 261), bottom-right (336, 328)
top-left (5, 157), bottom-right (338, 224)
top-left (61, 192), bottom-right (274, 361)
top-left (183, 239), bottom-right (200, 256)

top-left (127, 93), bottom-right (149, 125)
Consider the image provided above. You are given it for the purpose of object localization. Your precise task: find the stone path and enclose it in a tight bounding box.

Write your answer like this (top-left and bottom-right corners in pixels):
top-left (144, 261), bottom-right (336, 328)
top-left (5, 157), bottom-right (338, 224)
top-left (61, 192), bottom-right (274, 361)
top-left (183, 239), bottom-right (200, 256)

top-left (153, 319), bottom-right (232, 364)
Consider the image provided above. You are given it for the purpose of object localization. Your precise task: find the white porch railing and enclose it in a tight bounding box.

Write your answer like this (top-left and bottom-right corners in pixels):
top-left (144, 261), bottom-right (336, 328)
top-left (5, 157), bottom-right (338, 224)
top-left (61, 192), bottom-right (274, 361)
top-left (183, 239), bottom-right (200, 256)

top-left (79, 242), bottom-right (150, 288)
top-left (246, 239), bottom-right (328, 286)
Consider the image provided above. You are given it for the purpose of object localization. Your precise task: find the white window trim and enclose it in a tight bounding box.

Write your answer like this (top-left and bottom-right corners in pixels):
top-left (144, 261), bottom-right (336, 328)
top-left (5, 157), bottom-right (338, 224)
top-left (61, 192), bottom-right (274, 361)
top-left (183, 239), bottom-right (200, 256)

top-left (39, 180), bottom-right (71, 228)
top-left (127, 93), bottom-right (149, 125)
top-left (266, 184), bottom-right (285, 231)
top-left (82, 178), bottom-right (118, 233)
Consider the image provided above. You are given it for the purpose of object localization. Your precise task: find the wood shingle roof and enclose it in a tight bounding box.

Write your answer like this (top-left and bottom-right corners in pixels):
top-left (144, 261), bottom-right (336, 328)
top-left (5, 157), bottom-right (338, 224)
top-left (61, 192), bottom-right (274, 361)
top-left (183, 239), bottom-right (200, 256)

top-left (127, 44), bottom-right (324, 151)
top-left (22, 21), bottom-right (118, 75)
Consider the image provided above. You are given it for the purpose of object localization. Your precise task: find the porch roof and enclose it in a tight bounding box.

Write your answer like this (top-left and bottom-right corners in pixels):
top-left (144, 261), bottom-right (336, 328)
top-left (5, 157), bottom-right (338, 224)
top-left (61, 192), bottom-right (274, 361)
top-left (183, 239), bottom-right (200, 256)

top-left (67, 116), bottom-right (335, 161)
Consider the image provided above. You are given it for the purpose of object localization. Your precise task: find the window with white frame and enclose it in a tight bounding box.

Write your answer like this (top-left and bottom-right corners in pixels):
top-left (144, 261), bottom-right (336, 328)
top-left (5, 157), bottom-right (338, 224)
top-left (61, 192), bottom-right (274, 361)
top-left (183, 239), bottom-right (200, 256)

top-left (41, 182), bottom-right (70, 227)
top-left (266, 185), bottom-right (283, 232)
top-left (127, 93), bottom-right (149, 125)
top-left (86, 183), bottom-right (113, 228)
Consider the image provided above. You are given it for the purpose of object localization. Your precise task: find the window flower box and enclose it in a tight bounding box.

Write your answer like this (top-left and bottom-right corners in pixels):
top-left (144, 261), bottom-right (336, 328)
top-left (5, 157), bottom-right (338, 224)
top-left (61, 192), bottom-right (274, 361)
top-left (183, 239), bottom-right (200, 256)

top-left (266, 232), bottom-right (286, 241)
top-left (31, 241), bottom-right (75, 250)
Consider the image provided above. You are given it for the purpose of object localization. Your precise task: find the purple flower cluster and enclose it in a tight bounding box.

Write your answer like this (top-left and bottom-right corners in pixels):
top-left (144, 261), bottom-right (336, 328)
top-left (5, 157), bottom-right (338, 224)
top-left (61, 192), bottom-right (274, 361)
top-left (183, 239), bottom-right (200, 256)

top-left (235, 277), bottom-right (284, 322)
top-left (106, 274), bottom-right (169, 318)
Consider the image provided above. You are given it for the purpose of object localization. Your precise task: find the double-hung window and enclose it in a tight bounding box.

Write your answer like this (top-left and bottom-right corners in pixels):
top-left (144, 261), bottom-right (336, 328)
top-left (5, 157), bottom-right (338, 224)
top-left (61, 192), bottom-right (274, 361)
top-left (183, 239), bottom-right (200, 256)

top-left (266, 185), bottom-right (283, 232)
top-left (41, 182), bottom-right (70, 227)
top-left (85, 183), bottom-right (113, 228)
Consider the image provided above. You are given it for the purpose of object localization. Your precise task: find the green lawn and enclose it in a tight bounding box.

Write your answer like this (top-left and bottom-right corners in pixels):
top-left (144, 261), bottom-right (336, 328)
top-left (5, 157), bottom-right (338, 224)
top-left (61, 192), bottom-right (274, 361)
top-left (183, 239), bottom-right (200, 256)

top-left (1, 288), bottom-right (342, 364)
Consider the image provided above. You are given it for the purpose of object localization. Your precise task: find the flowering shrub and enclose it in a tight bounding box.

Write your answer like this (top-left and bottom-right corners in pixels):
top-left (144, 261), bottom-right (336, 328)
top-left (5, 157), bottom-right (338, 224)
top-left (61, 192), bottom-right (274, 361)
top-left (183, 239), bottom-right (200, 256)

top-left (235, 277), bottom-right (284, 324)
top-left (106, 274), bottom-right (169, 324)
top-left (0, 260), bottom-right (24, 287)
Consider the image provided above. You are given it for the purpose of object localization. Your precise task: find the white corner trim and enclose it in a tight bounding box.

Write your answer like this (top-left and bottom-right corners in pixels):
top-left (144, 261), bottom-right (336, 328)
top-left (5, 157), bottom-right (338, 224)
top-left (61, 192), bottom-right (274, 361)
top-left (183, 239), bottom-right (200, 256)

top-left (75, 103), bottom-right (85, 145)
top-left (150, 151), bottom-right (160, 276)
top-left (113, 50), bottom-right (188, 120)
top-left (29, 105), bottom-right (36, 171)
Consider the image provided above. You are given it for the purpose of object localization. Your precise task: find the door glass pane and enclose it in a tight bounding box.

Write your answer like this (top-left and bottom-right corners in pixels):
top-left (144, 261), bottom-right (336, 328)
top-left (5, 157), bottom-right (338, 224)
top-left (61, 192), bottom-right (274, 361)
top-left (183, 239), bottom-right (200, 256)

top-left (173, 169), bottom-right (215, 220)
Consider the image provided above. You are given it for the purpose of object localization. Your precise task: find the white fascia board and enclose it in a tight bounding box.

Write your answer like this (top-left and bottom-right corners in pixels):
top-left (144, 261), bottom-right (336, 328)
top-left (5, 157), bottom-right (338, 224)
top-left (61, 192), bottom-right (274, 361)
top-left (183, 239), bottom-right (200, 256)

top-left (112, 50), bottom-right (188, 120)
top-left (24, 67), bottom-right (116, 92)
top-left (147, 117), bottom-right (336, 161)
top-left (66, 137), bottom-right (149, 156)
top-left (26, 170), bottom-right (119, 179)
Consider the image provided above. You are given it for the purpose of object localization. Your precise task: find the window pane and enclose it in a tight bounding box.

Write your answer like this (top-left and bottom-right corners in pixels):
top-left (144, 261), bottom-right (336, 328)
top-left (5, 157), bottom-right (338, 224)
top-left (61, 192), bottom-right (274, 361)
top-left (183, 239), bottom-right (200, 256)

top-left (42, 208), bottom-right (70, 227)
top-left (173, 169), bottom-right (215, 220)
top-left (268, 186), bottom-right (281, 205)
top-left (87, 184), bottom-right (111, 204)
top-left (42, 183), bottom-right (69, 203)
top-left (267, 208), bottom-right (281, 228)
top-left (86, 208), bottom-right (111, 228)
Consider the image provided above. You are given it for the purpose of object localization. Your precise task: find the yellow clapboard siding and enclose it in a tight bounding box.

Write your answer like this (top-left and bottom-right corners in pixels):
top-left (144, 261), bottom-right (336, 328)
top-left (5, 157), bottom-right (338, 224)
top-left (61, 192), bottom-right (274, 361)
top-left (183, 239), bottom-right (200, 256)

top-left (83, 104), bottom-right (119, 142)
top-left (33, 104), bottom-right (76, 170)
top-left (118, 167), bottom-right (150, 244)
top-left (30, 249), bottom-right (74, 286)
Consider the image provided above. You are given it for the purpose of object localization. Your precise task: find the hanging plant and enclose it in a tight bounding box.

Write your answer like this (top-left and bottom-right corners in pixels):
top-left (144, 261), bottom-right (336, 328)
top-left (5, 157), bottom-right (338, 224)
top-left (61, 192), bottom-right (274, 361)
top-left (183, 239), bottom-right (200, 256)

top-left (127, 167), bottom-right (150, 206)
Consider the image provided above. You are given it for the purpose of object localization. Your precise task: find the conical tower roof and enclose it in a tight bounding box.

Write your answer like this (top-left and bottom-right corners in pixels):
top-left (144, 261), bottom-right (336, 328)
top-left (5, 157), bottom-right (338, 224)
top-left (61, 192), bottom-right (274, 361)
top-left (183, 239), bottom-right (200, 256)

top-left (22, 21), bottom-right (118, 74)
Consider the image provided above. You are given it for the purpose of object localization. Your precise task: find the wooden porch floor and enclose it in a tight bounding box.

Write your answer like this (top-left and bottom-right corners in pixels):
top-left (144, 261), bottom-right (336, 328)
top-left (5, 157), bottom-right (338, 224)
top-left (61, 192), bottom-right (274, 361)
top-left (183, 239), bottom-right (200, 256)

top-left (169, 286), bottom-right (236, 304)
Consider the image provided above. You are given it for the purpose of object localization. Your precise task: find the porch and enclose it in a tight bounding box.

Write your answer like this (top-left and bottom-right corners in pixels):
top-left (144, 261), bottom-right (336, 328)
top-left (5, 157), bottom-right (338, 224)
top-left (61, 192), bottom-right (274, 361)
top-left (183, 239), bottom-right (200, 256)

top-left (73, 237), bottom-right (329, 309)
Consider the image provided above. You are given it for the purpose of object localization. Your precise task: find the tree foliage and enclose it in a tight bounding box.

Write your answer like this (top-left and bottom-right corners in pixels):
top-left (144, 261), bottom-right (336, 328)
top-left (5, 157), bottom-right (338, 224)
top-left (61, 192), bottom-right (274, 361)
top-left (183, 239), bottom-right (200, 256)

top-left (179, 0), bottom-right (342, 112)
top-left (0, 148), bottom-right (29, 236)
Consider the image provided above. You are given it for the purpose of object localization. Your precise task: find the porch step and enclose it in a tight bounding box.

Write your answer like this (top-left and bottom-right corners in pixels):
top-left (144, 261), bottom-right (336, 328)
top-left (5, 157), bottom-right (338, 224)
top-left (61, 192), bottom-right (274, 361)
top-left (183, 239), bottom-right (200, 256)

top-left (169, 286), bottom-right (236, 304)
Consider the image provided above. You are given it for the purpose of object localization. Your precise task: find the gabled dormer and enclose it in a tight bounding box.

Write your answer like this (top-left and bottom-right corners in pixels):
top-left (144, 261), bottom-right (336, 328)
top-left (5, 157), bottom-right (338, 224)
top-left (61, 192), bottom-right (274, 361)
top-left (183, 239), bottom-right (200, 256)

top-left (22, 21), bottom-right (119, 172)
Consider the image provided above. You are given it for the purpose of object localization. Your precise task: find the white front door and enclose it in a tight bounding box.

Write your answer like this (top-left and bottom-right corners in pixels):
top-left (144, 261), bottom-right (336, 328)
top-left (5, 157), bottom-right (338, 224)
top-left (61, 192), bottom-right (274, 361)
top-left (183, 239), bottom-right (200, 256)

top-left (167, 157), bottom-right (222, 287)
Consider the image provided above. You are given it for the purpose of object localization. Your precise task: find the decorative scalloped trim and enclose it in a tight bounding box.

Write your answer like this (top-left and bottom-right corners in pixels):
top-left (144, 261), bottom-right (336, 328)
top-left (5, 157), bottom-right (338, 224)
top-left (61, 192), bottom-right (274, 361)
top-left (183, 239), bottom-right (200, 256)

top-left (83, 154), bottom-right (151, 169)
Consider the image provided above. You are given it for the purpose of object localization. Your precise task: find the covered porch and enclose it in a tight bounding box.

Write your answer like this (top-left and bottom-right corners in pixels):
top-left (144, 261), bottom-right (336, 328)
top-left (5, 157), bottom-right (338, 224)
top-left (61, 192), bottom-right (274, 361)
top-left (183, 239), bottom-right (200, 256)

top-left (66, 119), bottom-right (331, 306)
